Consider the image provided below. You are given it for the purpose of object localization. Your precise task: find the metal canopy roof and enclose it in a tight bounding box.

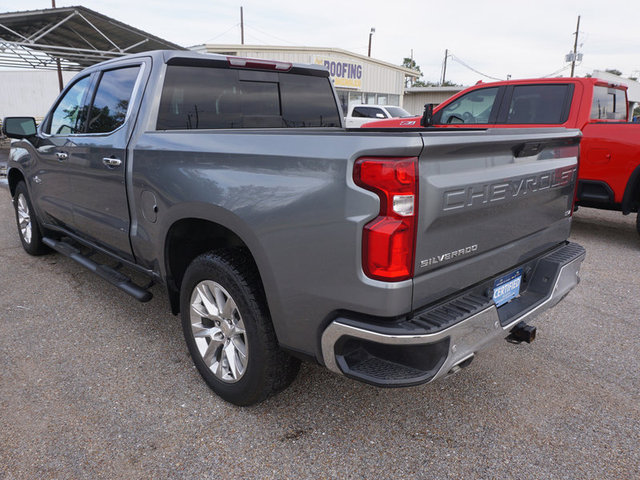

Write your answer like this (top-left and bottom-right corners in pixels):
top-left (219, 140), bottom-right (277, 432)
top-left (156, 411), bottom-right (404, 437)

top-left (0, 6), bottom-right (184, 70)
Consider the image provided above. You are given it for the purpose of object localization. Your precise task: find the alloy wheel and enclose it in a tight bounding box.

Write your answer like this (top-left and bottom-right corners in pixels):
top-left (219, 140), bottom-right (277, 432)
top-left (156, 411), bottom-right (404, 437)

top-left (17, 193), bottom-right (32, 244)
top-left (189, 280), bottom-right (248, 382)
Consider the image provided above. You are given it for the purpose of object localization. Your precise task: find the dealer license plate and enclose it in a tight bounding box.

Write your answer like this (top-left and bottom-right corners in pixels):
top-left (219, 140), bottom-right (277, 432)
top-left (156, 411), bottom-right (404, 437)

top-left (492, 269), bottom-right (522, 307)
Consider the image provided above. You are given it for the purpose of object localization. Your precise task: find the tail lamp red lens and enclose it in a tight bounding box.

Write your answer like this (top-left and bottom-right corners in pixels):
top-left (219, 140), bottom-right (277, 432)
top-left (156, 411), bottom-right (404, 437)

top-left (354, 157), bottom-right (418, 281)
top-left (226, 56), bottom-right (292, 71)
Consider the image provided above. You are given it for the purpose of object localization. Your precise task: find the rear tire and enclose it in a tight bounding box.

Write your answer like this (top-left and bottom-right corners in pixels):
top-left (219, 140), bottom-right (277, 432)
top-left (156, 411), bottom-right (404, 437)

top-left (180, 250), bottom-right (300, 406)
top-left (13, 181), bottom-right (50, 256)
top-left (636, 211), bottom-right (640, 236)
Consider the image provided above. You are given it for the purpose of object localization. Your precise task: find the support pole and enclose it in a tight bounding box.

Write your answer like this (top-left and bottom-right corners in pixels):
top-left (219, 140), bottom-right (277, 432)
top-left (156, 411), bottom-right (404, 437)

top-left (441, 49), bottom-right (448, 85)
top-left (240, 7), bottom-right (244, 45)
top-left (52, 0), bottom-right (63, 92)
top-left (570, 15), bottom-right (581, 77)
top-left (368, 28), bottom-right (374, 57)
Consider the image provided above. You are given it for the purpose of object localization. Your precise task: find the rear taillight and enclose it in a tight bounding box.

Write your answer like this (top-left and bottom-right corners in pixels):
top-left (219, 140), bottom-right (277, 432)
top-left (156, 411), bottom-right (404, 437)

top-left (354, 157), bottom-right (418, 281)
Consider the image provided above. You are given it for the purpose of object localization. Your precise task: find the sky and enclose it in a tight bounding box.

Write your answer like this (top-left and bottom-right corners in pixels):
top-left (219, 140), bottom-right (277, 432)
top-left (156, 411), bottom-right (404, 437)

top-left (3, 0), bottom-right (639, 86)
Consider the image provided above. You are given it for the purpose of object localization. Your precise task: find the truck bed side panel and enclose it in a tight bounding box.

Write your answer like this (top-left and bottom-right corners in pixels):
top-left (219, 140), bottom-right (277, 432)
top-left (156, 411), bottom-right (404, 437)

top-left (130, 129), bottom-right (423, 356)
top-left (580, 122), bottom-right (640, 204)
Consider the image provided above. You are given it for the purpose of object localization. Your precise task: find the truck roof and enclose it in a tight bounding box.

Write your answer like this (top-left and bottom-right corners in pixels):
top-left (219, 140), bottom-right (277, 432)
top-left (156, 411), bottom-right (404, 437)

top-left (76, 49), bottom-right (330, 77)
top-left (469, 76), bottom-right (628, 91)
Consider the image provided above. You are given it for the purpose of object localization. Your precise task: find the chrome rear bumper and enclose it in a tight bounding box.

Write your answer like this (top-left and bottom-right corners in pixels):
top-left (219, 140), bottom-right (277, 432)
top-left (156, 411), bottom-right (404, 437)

top-left (321, 242), bottom-right (585, 386)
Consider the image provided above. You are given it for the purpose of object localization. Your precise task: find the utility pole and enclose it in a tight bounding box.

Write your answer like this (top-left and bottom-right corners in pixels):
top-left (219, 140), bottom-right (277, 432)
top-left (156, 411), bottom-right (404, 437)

top-left (52, 0), bottom-right (63, 92)
top-left (240, 7), bottom-right (244, 45)
top-left (368, 28), bottom-right (375, 57)
top-left (441, 49), bottom-right (448, 85)
top-left (570, 15), bottom-right (581, 77)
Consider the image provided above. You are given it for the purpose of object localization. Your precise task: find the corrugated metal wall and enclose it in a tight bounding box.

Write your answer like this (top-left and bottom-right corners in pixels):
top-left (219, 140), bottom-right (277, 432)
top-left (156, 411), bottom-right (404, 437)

top-left (201, 46), bottom-right (406, 96)
top-left (402, 89), bottom-right (465, 115)
top-left (0, 70), bottom-right (76, 119)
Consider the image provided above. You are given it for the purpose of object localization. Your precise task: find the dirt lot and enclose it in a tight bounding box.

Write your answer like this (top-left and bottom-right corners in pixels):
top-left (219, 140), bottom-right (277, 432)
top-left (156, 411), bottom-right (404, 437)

top-left (1, 183), bottom-right (638, 479)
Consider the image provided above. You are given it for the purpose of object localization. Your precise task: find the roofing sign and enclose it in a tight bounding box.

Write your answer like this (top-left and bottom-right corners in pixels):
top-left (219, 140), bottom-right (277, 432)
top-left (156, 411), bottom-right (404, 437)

top-left (314, 57), bottom-right (362, 89)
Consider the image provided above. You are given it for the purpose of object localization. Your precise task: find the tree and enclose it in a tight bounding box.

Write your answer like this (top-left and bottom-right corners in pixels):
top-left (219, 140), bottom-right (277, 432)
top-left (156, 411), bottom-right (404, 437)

top-left (605, 69), bottom-right (622, 76)
top-left (402, 57), bottom-right (425, 87)
top-left (401, 57), bottom-right (460, 88)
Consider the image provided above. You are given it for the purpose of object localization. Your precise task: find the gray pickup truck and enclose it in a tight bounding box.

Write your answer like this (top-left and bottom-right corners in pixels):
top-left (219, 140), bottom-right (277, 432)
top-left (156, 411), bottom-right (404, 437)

top-left (3, 51), bottom-right (585, 405)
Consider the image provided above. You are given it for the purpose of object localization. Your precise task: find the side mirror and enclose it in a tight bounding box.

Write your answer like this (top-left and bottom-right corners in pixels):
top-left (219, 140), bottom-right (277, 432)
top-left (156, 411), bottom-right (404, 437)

top-left (2, 117), bottom-right (37, 139)
top-left (375, 113), bottom-right (385, 119)
top-left (420, 104), bottom-right (435, 127)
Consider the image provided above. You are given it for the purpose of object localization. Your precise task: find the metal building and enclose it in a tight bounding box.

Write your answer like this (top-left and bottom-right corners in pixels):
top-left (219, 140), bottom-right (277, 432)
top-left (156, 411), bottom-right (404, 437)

top-left (402, 86), bottom-right (466, 115)
top-left (193, 44), bottom-right (419, 113)
top-left (0, 70), bottom-right (76, 119)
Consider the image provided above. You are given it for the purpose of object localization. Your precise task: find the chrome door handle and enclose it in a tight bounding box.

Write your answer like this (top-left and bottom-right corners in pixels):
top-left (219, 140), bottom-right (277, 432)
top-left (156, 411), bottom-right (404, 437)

top-left (102, 157), bottom-right (122, 168)
top-left (55, 152), bottom-right (68, 161)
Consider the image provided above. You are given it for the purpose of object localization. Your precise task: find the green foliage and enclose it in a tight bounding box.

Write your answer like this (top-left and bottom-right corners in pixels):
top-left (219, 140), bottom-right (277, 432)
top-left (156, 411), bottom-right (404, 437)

top-left (401, 58), bottom-right (460, 88)
top-left (402, 57), bottom-right (421, 74)
top-left (605, 69), bottom-right (622, 76)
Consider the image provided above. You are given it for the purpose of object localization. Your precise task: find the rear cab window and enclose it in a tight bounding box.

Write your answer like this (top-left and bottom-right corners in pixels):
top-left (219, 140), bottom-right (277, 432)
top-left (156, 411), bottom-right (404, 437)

top-left (156, 65), bottom-right (341, 130)
top-left (591, 86), bottom-right (627, 120)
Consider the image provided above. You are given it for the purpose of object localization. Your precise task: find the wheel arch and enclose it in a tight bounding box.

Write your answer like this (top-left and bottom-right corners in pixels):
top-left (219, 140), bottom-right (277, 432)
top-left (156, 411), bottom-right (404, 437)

top-left (163, 218), bottom-right (267, 315)
top-left (7, 167), bottom-right (26, 198)
top-left (621, 164), bottom-right (640, 215)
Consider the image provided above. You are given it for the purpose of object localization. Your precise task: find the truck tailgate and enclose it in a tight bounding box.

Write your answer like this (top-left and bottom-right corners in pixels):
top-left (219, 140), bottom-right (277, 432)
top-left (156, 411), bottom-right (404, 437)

top-left (412, 128), bottom-right (580, 310)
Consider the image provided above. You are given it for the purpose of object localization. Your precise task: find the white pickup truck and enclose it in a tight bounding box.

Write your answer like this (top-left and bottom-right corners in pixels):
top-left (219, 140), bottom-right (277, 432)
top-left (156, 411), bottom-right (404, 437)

top-left (344, 104), bottom-right (412, 128)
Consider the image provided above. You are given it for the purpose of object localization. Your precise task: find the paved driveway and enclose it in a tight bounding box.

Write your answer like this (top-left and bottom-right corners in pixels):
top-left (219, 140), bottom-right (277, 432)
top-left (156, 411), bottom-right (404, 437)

top-left (0, 185), bottom-right (638, 479)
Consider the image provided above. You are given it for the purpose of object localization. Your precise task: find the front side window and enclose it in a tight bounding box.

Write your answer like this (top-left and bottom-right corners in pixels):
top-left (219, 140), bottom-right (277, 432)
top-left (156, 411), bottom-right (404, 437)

top-left (157, 65), bottom-right (341, 129)
top-left (48, 76), bottom-right (92, 135)
top-left (437, 87), bottom-right (498, 124)
top-left (86, 66), bottom-right (140, 134)
top-left (506, 84), bottom-right (572, 124)
top-left (591, 86), bottom-right (627, 120)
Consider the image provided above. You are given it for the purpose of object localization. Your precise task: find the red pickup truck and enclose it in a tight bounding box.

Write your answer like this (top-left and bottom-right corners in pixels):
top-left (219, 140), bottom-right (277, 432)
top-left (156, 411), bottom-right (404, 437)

top-left (364, 78), bottom-right (640, 232)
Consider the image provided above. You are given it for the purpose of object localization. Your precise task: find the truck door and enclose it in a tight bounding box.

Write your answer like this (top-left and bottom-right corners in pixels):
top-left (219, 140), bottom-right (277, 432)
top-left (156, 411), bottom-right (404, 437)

top-left (32, 74), bottom-right (93, 230)
top-left (64, 62), bottom-right (146, 262)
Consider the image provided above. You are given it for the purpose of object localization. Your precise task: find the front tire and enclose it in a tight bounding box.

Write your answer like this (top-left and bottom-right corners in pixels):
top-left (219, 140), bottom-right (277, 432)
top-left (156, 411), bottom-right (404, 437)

top-left (13, 181), bottom-right (50, 256)
top-left (180, 250), bottom-right (300, 406)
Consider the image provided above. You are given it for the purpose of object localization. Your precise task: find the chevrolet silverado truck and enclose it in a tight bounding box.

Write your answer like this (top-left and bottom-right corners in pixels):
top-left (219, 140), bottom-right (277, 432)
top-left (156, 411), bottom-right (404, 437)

top-left (364, 77), bottom-right (640, 232)
top-left (3, 51), bottom-right (585, 405)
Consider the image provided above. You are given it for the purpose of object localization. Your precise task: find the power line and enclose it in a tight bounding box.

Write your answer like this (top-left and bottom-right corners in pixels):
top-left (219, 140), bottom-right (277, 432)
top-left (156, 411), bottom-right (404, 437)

top-left (542, 64), bottom-right (572, 78)
top-left (244, 23), bottom-right (298, 46)
top-left (448, 53), bottom-right (504, 81)
top-left (201, 23), bottom-right (240, 44)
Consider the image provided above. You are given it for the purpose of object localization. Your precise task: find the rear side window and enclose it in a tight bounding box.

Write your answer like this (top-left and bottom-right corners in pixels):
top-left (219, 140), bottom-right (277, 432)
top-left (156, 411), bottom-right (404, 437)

top-left (437, 87), bottom-right (498, 124)
top-left (48, 76), bottom-right (92, 135)
top-left (591, 86), bottom-right (627, 120)
top-left (352, 106), bottom-right (385, 118)
top-left (385, 106), bottom-right (411, 118)
top-left (87, 66), bottom-right (140, 134)
top-left (156, 65), bottom-right (341, 129)
top-left (506, 84), bottom-right (573, 124)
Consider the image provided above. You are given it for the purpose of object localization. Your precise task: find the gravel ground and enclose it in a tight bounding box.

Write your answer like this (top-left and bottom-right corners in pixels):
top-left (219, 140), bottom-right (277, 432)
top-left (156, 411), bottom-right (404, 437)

top-left (0, 184), bottom-right (638, 479)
